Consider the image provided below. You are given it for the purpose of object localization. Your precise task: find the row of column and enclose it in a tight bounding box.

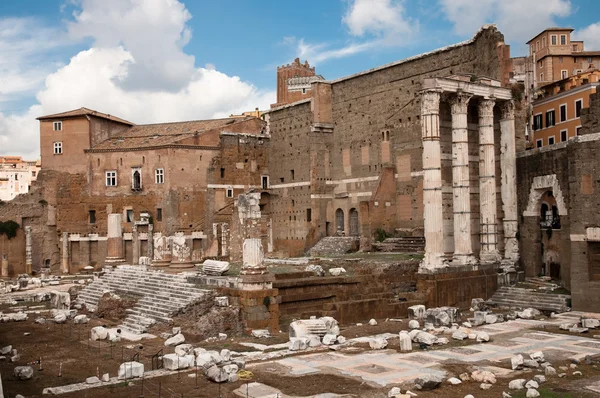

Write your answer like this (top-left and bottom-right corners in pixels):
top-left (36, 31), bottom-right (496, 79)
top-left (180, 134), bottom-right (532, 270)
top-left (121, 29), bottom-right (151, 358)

top-left (421, 89), bottom-right (518, 269)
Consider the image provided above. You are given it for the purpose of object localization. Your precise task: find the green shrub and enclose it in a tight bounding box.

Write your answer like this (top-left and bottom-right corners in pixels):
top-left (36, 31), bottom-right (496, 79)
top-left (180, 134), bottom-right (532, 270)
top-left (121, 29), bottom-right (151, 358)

top-left (0, 220), bottom-right (20, 240)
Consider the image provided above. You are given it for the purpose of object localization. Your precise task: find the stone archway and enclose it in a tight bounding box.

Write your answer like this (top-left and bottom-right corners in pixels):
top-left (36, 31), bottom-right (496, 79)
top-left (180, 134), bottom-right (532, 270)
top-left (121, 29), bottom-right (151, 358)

top-left (523, 174), bottom-right (567, 217)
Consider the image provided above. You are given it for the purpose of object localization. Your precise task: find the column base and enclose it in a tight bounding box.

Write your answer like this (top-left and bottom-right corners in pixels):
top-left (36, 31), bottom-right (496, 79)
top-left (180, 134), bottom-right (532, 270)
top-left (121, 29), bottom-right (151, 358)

top-left (239, 273), bottom-right (275, 290)
top-left (151, 260), bottom-right (171, 268)
top-left (104, 257), bottom-right (126, 267)
top-left (169, 262), bottom-right (195, 269)
top-left (451, 254), bottom-right (478, 266)
top-left (419, 252), bottom-right (447, 271)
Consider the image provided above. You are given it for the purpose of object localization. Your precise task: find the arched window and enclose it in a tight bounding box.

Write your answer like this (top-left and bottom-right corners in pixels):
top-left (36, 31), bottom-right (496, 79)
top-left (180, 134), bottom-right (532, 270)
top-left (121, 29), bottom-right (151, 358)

top-left (349, 208), bottom-right (359, 236)
top-left (336, 208), bottom-right (345, 235)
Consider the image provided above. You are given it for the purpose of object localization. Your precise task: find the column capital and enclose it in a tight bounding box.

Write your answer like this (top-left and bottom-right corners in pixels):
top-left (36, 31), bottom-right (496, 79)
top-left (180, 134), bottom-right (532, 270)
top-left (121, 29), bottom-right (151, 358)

top-left (421, 89), bottom-right (442, 115)
top-left (500, 100), bottom-right (515, 120)
top-left (478, 98), bottom-right (496, 118)
top-left (449, 91), bottom-right (473, 115)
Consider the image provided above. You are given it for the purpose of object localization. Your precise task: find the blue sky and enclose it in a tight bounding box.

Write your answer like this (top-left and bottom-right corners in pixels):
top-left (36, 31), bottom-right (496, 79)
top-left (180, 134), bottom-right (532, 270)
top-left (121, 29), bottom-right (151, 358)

top-left (1, 0), bottom-right (599, 159)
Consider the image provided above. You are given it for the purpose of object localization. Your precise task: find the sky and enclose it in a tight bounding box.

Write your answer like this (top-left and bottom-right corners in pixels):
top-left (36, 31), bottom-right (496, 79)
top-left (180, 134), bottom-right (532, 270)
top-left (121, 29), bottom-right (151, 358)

top-left (1, 0), bottom-right (600, 159)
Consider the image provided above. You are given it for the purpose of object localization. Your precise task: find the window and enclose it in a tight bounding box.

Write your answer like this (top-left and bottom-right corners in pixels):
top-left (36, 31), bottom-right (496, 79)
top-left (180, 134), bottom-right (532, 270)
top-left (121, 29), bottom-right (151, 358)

top-left (126, 209), bottom-right (134, 223)
top-left (588, 57), bottom-right (593, 64)
top-left (551, 35), bottom-right (557, 45)
top-left (577, 126), bottom-right (582, 135)
top-left (560, 34), bottom-right (566, 45)
top-left (540, 73), bottom-right (544, 82)
top-left (261, 175), bottom-right (269, 189)
top-left (53, 121), bottom-right (62, 131)
top-left (560, 104), bottom-right (567, 122)
top-left (89, 210), bottom-right (96, 224)
top-left (536, 40), bottom-right (540, 51)
top-left (536, 139), bottom-right (543, 148)
top-left (559, 57), bottom-right (563, 64)
top-left (155, 168), bottom-right (164, 184)
top-left (533, 114), bottom-right (543, 130)
top-left (105, 170), bottom-right (117, 186)
top-left (542, 37), bottom-right (546, 47)
top-left (561, 130), bottom-right (568, 142)
top-left (573, 44), bottom-right (578, 52)
top-left (548, 136), bottom-right (555, 145)
top-left (561, 70), bottom-right (568, 79)
top-left (131, 168), bottom-right (142, 191)
top-left (302, 88), bottom-right (306, 94)
top-left (220, 168), bottom-right (225, 178)
top-left (575, 99), bottom-right (583, 118)
top-left (306, 208), bottom-right (312, 222)
top-left (290, 169), bottom-right (295, 181)
top-left (545, 110), bottom-right (555, 127)
top-left (156, 208), bottom-right (162, 222)
top-left (53, 142), bottom-right (63, 155)
top-left (226, 188), bottom-right (233, 198)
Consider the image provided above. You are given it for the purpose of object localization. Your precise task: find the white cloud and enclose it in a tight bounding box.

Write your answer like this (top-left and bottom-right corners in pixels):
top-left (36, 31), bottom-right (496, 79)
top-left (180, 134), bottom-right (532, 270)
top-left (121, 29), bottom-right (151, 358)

top-left (0, 0), bottom-right (274, 159)
top-left (285, 0), bottom-right (417, 65)
top-left (573, 22), bottom-right (600, 50)
top-left (439, 0), bottom-right (573, 52)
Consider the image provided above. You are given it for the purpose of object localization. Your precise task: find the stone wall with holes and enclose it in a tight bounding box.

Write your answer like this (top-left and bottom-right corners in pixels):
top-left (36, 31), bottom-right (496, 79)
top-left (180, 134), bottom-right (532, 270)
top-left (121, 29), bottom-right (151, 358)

top-left (517, 132), bottom-right (600, 310)
top-left (266, 26), bottom-right (522, 256)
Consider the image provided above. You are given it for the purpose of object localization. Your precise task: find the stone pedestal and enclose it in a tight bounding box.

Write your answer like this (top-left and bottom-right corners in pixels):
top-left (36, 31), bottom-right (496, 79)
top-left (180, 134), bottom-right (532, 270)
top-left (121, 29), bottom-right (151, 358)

top-left (104, 214), bottom-right (126, 267)
top-left (239, 238), bottom-right (274, 290)
top-left (169, 235), bottom-right (194, 269)
top-left (399, 331), bottom-right (412, 352)
top-left (61, 232), bottom-right (69, 274)
top-left (152, 235), bottom-right (171, 267)
top-left (24, 226), bottom-right (32, 274)
top-left (132, 225), bottom-right (139, 266)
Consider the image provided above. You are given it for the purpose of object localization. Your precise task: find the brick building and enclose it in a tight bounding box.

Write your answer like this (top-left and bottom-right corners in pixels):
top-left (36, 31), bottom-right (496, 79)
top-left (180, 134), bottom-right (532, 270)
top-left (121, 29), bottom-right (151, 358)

top-left (271, 58), bottom-right (324, 108)
top-left (0, 156), bottom-right (40, 201)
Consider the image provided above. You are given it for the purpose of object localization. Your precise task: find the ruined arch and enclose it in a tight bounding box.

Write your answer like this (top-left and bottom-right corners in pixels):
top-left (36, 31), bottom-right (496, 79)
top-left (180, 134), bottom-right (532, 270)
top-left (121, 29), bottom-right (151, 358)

top-left (523, 174), bottom-right (568, 217)
top-left (349, 208), bottom-right (359, 236)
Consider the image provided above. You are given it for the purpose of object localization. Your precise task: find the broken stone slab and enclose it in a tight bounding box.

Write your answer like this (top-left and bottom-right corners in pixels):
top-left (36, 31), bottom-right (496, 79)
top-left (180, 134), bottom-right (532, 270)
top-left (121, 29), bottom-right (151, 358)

top-left (196, 353), bottom-right (217, 368)
top-left (328, 267), bottom-right (346, 276)
top-left (163, 353), bottom-right (194, 370)
top-left (476, 331), bottom-right (490, 342)
top-left (369, 338), bottom-right (388, 350)
top-left (388, 387), bottom-right (401, 397)
top-left (526, 388), bottom-right (540, 397)
top-left (471, 370), bottom-right (496, 384)
top-left (545, 366), bottom-right (557, 376)
top-left (560, 323), bottom-right (577, 330)
top-left (414, 374), bottom-right (443, 390)
top-left (474, 311), bottom-right (488, 326)
top-left (525, 380), bottom-right (539, 389)
top-left (13, 366), bottom-right (33, 380)
top-left (289, 337), bottom-right (309, 351)
top-left (436, 337), bottom-right (449, 345)
top-left (0, 346), bottom-right (11, 355)
top-left (54, 313), bottom-right (67, 324)
top-left (34, 317), bottom-right (46, 324)
top-left (447, 377), bottom-right (462, 385)
top-left (523, 359), bottom-right (540, 368)
top-left (305, 264), bottom-right (325, 276)
top-left (251, 329), bottom-right (270, 338)
top-left (368, 319), bottom-right (378, 326)
top-left (307, 335), bottom-right (322, 347)
top-left (102, 373), bottom-right (110, 382)
top-left (530, 351), bottom-right (545, 362)
top-left (570, 327), bottom-right (590, 333)
top-left (165, 333), bottom-right (185, 347)
top-left (214, 297), bottom-right (229, 307)
top-left (415, 332), bottom-right (437, 346)
top-left (222, 364), bottom-right (238, 374)
top-left (322, 334), bottom-right (337, 345)
top-left (485, 314), bottom-right (498, 324)
top-left (90, 326), bottom-right (108, 341)
top-left (582, 318), bottom-right (600, 329)
top-left (533, 375), bottom-right (546, 384)
top-left (408, 305), bottom-right (426, 320)
top-left (399, 331), bottom-right (412, 352)
top-left (452, 331), bottom-right (468, 340)
top-left (220, 349), bottom-right (231, 362)
top-left (174, 344), bottom-right (194, 357)
top-left (511, 354), bottom-right (524, 370)
top-left (50, 290), bottom-right (70, 310)
top-left (118, 362), bottom-right (144, 379)
top-left (86, 376), bottom-right (100, 384)
top-left (289, 319), bottom-right (329, 338)
top-left (481, 383), bottom-right (493, 390)
top-left (205, 365), bottom-right (228, 383)
top-left (202, 260), bottom-right (230, 276)
top-left (408, 320), bottom-right (420, 330)
top-left (517, 308), bottom-right (541, 320)
top-left (471, 298), bottom-right (486, 311)
top-left (73, 315), bottom-right (89, 324)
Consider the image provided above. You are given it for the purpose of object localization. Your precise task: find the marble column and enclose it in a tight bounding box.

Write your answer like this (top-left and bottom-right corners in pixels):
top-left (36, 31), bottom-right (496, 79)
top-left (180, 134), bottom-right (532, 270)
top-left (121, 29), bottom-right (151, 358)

top-left (147, 224), bottom-right (154, 260)
top-left (132, 224), bottom-right (139, 265)
top-left (478, 98), bottom-right (501, 263)
top-left (169, 234), bottom-right (194, 269)
top-left (24, 226), bottom-right (32, 274)
top-left (420, 89), bottom-right (445, 270)
top-left (104, 213), bottom-right (126, 266)
top-left (1, 254), bottom-right (8, 277)
top-left (450, 92), bottom-right (476, 265)
top-left (61, 232), bottom-right (69, 274)
top-left (240, 238), bottom-right (274, 290)
top-left (500, 100), bottom-right (520, 266)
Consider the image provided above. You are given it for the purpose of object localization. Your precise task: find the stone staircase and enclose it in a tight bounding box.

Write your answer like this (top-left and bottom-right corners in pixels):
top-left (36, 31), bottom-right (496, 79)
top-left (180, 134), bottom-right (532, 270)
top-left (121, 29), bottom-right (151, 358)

top-left (372, 237), bottom-right (425, 253)
top-left (488, 286), bottom-right (571, 313)
top-left (77, 266), bottom-right (211, 334)
top-left (306, 237), bottom-right (360, 257)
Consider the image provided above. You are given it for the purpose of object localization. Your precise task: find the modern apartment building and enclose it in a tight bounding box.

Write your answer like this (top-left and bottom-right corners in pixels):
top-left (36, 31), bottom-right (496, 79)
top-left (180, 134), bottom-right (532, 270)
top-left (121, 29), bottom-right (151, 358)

top-left (0, 156), bottom-right (41, 201)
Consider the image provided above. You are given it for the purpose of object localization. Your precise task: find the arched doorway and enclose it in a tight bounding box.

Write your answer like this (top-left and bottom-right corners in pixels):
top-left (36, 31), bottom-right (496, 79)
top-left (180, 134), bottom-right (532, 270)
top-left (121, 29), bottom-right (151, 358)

top-left (132, 170), bottom-right (141, 191)
top-left (335, 208), bottom-right (345, 235)
top-left (349, 208), bottom-right (359, 236)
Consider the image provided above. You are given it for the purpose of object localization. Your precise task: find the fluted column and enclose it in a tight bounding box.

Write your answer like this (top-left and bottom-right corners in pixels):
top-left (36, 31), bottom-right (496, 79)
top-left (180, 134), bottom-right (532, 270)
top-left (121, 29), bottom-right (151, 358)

top-left (478, 98), bottom-right (501, 263)
top-left (104, 213), bottom-right (126, 266)
top-left (420, 89), bottom-right (445, 270)
top-left (61, 232), bottom-right (69, 274)
top-left (500, 101), bottom-right (519, 265)
top-left (450, 91), bottom-right (476, 265)
top-left (25, 226), bottom-right (32, 274)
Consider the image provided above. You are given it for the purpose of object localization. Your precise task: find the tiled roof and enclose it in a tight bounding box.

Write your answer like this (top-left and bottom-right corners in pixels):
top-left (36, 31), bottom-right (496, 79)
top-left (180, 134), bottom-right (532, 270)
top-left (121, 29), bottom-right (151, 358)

top-left (36, 107), bottom-right (134, 125)
top-left (88, 116), bottom-right (256, 151)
